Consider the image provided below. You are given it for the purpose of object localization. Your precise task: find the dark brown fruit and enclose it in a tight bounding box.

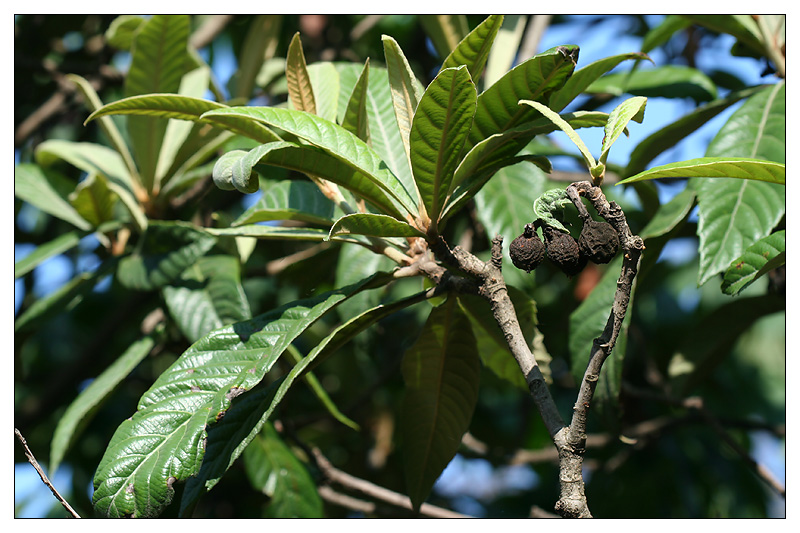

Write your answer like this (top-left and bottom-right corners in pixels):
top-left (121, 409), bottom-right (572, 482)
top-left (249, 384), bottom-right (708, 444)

top-left (543, 226), bottom-right (585, 277)
top-left (579, 219), bottom-right (620, 264)
top-left (509, 225), bottom-right (546, 273)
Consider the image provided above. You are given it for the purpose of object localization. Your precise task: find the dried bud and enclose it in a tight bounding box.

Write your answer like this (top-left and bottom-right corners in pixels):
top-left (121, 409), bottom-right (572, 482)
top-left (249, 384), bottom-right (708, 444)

top-left (509, 225), bottom-right (546, 273)
top-left (543, 225), bottom-right (586, 277)
top-left (579, 219), bottom-right (620, 264)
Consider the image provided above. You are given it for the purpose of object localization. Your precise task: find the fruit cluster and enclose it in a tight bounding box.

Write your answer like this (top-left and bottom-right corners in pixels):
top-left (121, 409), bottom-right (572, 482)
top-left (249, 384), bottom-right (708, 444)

top-left (510, 218), bottom-right (619, 276)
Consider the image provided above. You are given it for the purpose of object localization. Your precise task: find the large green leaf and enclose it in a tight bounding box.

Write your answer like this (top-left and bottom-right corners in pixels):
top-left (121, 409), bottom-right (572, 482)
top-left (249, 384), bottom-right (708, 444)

top-left (14, 164), bottom-right (91, 231)
top-left (586, 65), bottom-right (717, 103)
top-left (162, 255), bottom-right (252, 343)
top-left (340, 60), bottom-right (371, 143)
top-left (694, 82), bottom-right (785, 286)
top-left (201, 107), bottom-right (418, 217)
top-left (483, 15), bottom-right (526, 88)
top-left (180, 285), bottom-right (423, 513)
top-left (382, 35), bottom-right (424, 170)
top-left (409, 66), bottom-right (477, 224)
top-left (335, 61), bottom-right (417, 201)
top-left (125, 15), bottom-right (194, 191)
top-left (639, 186), bottom-right (696, 241)
top-left (307, 62), bottom-right (341, 123)
top-left (243, 423), bottom-right (323, 518)
top-left (467, 44), bottom-right (579, 149)
top-left (548, 52), bottom-right (651, 112)
top-left (15, 230), bottom-right (82, 279)
top-left (117, 221), bottom-right (218, 291)
top-left (50, 336), bottom-right (156, 475)
top-left (85, 94), bottom-right (280, 143)
top-left (721, 230), bottom-right (785, 296)
top-left (92, 273), bottom-right (389, 517)
top-left (400, 298), bottom-right (481, 512)
top-left (619, 157), bottom-right (785, 186)
top-left (234, 179), bottom-right (335, 227)
top-left (440, 15), bottom-right (504, 83)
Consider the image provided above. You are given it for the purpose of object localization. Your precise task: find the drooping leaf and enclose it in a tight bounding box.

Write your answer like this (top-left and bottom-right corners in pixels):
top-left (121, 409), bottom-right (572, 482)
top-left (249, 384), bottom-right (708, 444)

top-left (468, 44), bottom-right (579, 149)
top-left (285, 32), bottom-right (317, 115)
top-left (619, 157), bottom-right (785, 186)
top-left (14, 164), bottom-right (91, 231)
top-left (518, 99), bottom-right (597, 171)
top-left (721, 230), bottom-right (785, 296)
top-left (625, 85), bottom-right (764, 177)
top-left (201, 107), bottom-right (418, 217)
top-left (532, 187), bottom-right (573, 234)
top-left (419, 14), bottom-right (469, 59)
top-left (125, 15), bottom-right (194, 191)
top-left (693, 82), bottom-right (785, 286)
top-left (548, 52), bottom-right (651, 112)
top-left (116, 221), bottom-right (217, 291)
top-left (440, 14), bottom-right (504, 84)
top-left (340, 59), bottom-right (371, 143)
top-left (328, 213), bottom-right (425, 240)
top-left (92, 273), bottom-right (390, 518)
top-left (400, 298), bottom-right (481, 512)
top-left (85, 94), bottom-right (280, 144)
top-left (586, 65), bottom-right (717, 103)
top-left (162, 255), bottom-right (252, 343)
top-left (234, 179), bottom-right (335, 227)
top-left (409, 66), bottom-right (477, 224)
top-left (382, 35), bottom-right (424, 168)
top-left (243, 423), bottom-right (323, 518)
top-left (50, 336), bottom-right (156, 475)
top-left (599, 96), bottom-right (647, 165)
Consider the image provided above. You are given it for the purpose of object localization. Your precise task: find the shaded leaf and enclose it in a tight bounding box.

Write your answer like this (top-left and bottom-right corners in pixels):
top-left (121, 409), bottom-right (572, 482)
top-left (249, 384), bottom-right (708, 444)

top-left (483, 15), bottom-right (526, 88)
top-left (14, 164), bottom-right (91, 231)
top-left (440, 15), bottom-right (504, 83)
top-left (586, 65), bottom-right (717, 103)
top-left (92, 274), bottom-right (389, 517)
top-left (639, 186), bottom-right (696, 241)
top-left (50, 336), bottom-right (155, 475)
top-left (15, 230), bottom-right (82, 279)
top-left (340, 59), bottom-right (371, 143)
top-left (307, 62), bottom-right (341, 123)
top-left (230, 16), bottom-right (282, 101)
top-left (409, 66), bottom-right (477, 224)
top-left (328, 213), bottom-right (425, 240)
top-left (420, 14), bottom-right (469, 59)
top-left (69, 173), bottom-right (117, 227)
top-left (234, 179), bottom-right (335, 227)
top-left (117, 221), bottom-right (217, 291)
top-left (382, 35), bottom-right (424, 167)
top-left (401, 299), bottom-right (481, 511)
top-left (244, 423), bottom-right (323, 518)
top-left (721, 230), bottom-right (785, 296)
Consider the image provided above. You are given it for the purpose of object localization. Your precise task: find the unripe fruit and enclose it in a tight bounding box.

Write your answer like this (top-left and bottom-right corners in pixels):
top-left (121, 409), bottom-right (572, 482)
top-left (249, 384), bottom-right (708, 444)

top-left (509, 225), bottom-right (546, 273)
top-left (578, 219), bottom-right (619, 264)
top-left (542, 225), bottom-right (586, 277)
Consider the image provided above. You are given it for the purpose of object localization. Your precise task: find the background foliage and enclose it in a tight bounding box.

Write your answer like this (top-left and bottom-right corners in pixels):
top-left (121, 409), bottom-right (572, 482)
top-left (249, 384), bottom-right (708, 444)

top-left (15, 14), bottom-right (784, 518)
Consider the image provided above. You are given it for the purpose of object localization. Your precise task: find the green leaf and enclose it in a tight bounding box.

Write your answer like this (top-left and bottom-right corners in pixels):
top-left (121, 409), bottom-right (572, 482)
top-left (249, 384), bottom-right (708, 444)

top-left (125, 15), bottom-right (194, 191)
top-left (207, 225), bottom-right (365, 246)
top-left (599, 96), bottom-right (647, 165)
top-left (86, 94), bottom-right (280, 144)
top-left (694, 82), bottom-right (785, 286)
top-left (117, 221), bottom-right (218, 291)
top-left (307, 62), bottom-right (341, 123)
top-left (286, 32), bottom-right (317, 115)
top-left (50, 336), bottom-right (155, 475)
top-left (680, 15), bottom-right (764, 58)
top-left (382, 35), bottom-right (424, 168)
top-left (15, 231), bottom-right (82, 279)
top-left (586, 65), bottom-right (717, 103)
top-left (519, 99), bottom-right (596, 171)
top-left (92, 273), bottom-right (388, 517)
top-left (532, 187), bottom-right (573, 233)
top-left (69, 174), bottom-right (117, 227)
top-left (201, 107), bottom-right (417, 217)
top-left (721, 230), bottom-right (785, 296)
top-left (468, 44), bottom-right (579, 149)
top-left (212, 149), bottom-right (255, 193)
top-left (625, 86), bottom-right (764, 177)
top-left (619, 157), bottom-right (785, 186)
top-left (105, 15), bottom-right (145, 50)
top-left (215, 141), bottom-right (404, 219)
top-left (641, 15), bottom-right (692, 54)
top-left (335, 242), bottom-right (395, 320)
top-left (548, 52), bottom-right (651, 112)
top-left (340, 59), bottom-right (371, 143)
top-left (409, 66), bottom-right (477, 224)
top-left (14, 164), bottom-right (91, 231)
top-left (639, 186), bottom-right (696, 241)
top-left (483, 15), bottom-right (526, 88)
top-left (440, 15), bottom-right (504, 83)
top-left (336, 61), bottom-right (417, 199)
top-left (243, 423), bottom-right (323, 518)
top-left (162, 255), bottom-right (252, 343)
top-left (569, 255), bottom-right (633, 417)
top-left (419, 14), bottom-right (469, 59)
top-left (400, 298), bottom-right (481, 512)
top-left (234, 179), bottom-right (335, 227)
top-left (230, 15), bottom-right (282, 101)
top-left (328, 213), bottom-right (425, 240)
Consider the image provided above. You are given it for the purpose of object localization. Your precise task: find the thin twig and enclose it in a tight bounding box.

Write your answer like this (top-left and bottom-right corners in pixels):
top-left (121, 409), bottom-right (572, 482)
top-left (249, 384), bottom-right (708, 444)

top-left (311, 448), bottom-right (469, 518)
top-left (14, 428), bottom-right (81, 518)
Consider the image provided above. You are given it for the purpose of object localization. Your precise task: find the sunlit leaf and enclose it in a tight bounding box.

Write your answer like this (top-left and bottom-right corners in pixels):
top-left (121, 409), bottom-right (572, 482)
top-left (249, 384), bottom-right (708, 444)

top-left (328, 213), bottom-right (425, 240)
top-left (619, 157), bottom-right (785, 186)
top-left (14, 164), bottom-right (91, 231)
top-left (440, 14), bottom-right (504, 83)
